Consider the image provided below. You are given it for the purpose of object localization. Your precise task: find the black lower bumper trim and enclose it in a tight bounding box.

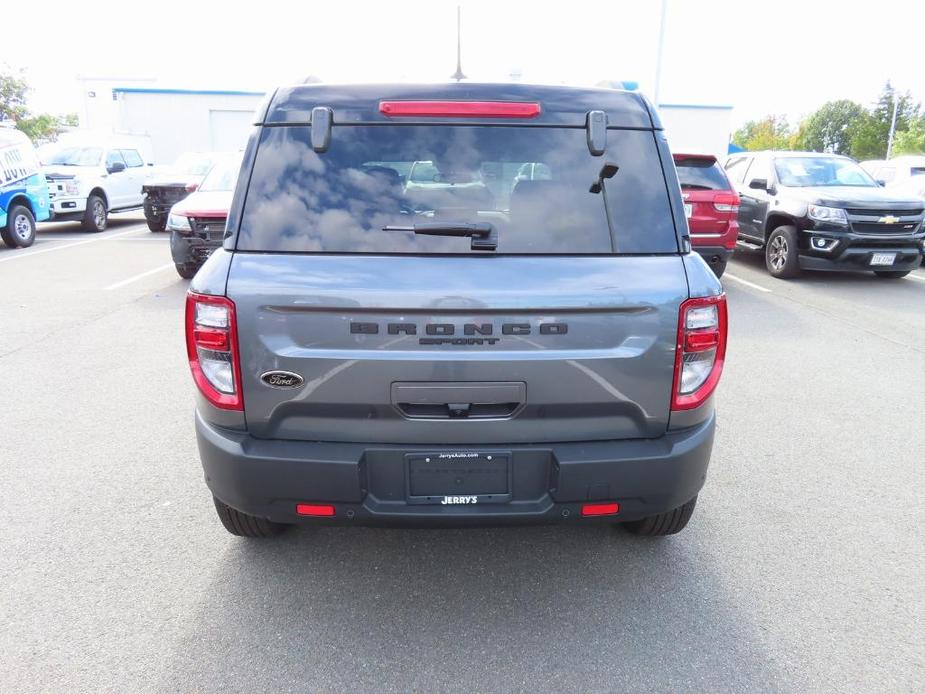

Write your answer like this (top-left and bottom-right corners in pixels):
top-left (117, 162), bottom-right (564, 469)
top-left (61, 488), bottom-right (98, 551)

top-left (196, 410), bottom-right (715, 526)
top-left (799, 247), bottom-right (923, 272)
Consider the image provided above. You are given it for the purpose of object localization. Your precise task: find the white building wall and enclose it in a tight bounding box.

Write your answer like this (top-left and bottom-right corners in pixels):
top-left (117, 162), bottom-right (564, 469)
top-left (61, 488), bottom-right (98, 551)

top-left (113, 90), bottom-right (264, 165)
top-left (657, 105), bottom-right (733, 160)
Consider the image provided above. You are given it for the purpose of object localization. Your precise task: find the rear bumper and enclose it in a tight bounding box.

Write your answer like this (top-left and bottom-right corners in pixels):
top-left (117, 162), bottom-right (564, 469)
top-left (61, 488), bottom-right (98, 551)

top-left (196, 410), bottom-right (715, 526)
top-left (692, 245), bottom-right (733, 270)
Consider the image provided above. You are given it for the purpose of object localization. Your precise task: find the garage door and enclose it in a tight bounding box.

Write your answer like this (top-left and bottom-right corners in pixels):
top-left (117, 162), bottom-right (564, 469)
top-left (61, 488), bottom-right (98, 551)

top-left (209, 110), bottom-right (253, 152)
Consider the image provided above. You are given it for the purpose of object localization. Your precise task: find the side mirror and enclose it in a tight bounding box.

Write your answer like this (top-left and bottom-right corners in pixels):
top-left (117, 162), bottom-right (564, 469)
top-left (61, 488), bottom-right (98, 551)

top-left (107, 161), bottom-right (126, 174)
top-left (748, 177), bottom-right (769, 191)
top-left (876, 179), bottom-right (886, 187)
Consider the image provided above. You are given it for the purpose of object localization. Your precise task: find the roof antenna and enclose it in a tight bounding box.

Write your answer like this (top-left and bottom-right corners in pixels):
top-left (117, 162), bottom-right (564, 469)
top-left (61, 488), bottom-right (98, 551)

top-left (451, 5), bottom-right (466, 82)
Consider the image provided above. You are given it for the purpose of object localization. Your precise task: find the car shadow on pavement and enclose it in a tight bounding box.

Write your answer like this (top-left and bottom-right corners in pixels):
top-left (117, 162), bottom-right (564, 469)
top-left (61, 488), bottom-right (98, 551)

top-left (36, 216), bottom-right (144, 235)
top-left (159, 523), bottom-right (780, 691)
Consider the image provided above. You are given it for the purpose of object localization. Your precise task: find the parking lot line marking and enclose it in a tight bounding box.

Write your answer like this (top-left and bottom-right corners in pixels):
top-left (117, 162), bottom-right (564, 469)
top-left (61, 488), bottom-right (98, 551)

top-left (723, 273), bottom-right (772, 293)
top-left (907, 273), bottom-right (925, 283)
top-left (0, 228), bottom-right (146, 265)
top-left (105, 262), bottom-right (175, 291)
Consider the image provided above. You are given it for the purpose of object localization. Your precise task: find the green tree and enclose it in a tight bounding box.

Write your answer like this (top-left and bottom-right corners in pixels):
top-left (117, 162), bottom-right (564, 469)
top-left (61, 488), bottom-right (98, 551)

top-left (849, 82), bottom-right (921, 160)
top-left (16, 113), bottom-right (78, 143)
top-left (1, 67), bottom-right (79, 144)
top-left (891, 117), bottom-right (925, 155)
top-left (733, 115), bottom-right (793, 151)
top-left (795, 99), bottom-right (866, 154)
top-left (0, 68), bottom-right (29, 123)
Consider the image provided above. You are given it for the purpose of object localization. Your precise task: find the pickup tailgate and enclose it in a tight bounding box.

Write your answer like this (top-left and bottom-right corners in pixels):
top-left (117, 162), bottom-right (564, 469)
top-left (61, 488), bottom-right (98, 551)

top-left (228, 254), bottom-right (687, 444)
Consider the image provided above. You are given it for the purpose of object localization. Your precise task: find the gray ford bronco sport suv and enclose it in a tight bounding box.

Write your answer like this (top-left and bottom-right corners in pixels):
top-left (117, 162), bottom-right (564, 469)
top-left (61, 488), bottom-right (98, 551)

top-left (186, 83), bottom-right (727, 538)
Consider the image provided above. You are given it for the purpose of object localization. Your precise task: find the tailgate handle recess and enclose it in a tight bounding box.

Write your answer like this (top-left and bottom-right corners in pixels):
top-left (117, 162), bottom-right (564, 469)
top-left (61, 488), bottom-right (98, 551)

top-left (392, 382), bottom-right (526, 420)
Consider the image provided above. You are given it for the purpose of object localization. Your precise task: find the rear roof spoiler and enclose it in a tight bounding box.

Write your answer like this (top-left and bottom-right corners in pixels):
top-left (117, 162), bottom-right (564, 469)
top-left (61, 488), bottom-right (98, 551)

top-left (259, 83), bottom-right (660, 130)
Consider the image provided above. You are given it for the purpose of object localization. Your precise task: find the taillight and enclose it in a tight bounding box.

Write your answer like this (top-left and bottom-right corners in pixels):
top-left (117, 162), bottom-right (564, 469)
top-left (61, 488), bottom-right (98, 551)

top-left (713, 192), bottom-right (740, 213)
top-left (185, 292), bottom-right (243, 410)
top-left (379, 100), bottom-right (541, 118)
top-left (672, 294), bottom-right (727, 411)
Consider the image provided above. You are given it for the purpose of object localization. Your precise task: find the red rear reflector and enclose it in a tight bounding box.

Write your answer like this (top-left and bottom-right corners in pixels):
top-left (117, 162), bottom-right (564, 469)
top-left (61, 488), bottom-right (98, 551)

top-left (193, 327), bottom-right (229, 351)
top-left (581, 502), bottom-right (620, 517)
top-left (379, 100), bottom-right (541, 118)
top-left (685, 330), bottom-right (719, 352)
top-left (296, 503), bottom-right (336, 517)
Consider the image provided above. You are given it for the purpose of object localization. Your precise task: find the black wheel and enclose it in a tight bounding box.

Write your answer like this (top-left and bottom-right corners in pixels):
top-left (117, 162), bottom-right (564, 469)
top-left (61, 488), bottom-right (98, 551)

top-left (711, 258), bottom-right (728, 278)
top-left (1, 204), bottom-right (36, 248)
top-left (873, 270), bottom-right (911, 279)
top-left (82, 194), bottom-right (107, 232)
top-left (213, 497), bottom-right (287, 538)
top-left (175, 263), bottom-right (199, 279)
top-left (146, 217), bottom-right (166, 232)
top-left (765, 225), bottom-right (801, 279)
top-left (623, 496), bottom-right (697, 536)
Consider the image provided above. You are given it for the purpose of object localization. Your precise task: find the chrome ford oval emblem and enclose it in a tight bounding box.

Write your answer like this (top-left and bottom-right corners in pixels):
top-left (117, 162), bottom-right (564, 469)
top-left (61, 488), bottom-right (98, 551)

top-left (260, 371), bottom-right (304, 388)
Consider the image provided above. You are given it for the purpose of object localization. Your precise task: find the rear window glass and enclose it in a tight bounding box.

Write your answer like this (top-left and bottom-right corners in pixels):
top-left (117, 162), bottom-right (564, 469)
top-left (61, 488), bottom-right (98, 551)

top-left (675, 157), bottom-right (730, 191)
top-left (236, 125), bottom-right (678, 254)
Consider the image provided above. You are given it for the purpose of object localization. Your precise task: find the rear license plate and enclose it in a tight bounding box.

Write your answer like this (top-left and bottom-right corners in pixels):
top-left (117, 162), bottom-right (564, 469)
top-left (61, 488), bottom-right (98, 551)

top-left (684, 203), bottom-right (693, 218)
top-left (870, 253), bottom-right (896, 266)
top-left (407, 452), bottom-right (510, 503)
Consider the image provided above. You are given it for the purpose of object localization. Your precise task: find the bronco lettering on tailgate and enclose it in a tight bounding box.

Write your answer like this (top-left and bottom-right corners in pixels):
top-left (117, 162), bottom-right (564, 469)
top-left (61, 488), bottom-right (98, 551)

top-left (350, 321), bottom-right (568, 345)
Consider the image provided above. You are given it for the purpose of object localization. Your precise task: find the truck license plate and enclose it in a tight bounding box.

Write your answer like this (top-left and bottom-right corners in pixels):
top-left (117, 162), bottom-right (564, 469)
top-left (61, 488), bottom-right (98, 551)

top-left (870, 253), bottom-right (896, 266)
top-left (684, 203), bottom-right (693, 218)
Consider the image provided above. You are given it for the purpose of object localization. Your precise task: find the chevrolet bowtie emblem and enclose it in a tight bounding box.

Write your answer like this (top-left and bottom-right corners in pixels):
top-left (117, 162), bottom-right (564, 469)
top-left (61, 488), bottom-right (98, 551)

top-left (878, 215), bottom-right (900, 224)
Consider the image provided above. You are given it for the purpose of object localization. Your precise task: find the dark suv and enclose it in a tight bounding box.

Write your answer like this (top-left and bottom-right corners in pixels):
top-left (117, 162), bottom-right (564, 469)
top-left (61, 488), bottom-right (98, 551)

top-left (186, 83), bottom-right (727, 538)
top-left (725, 151), bottom-right (925, 279)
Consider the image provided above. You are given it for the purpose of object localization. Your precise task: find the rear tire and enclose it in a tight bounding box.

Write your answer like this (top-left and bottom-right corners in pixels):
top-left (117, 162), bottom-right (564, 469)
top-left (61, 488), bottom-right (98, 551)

top-left (175, 263), bottom-right (198, 279)
top-left (765, 225), bottom-right (801, 278)
top-left (1, 205), bottom-right (36, 248)
top-left (711, 258), bottom-right (727, 278)
top-left (213, 497), bottom-right (287, 538)
top-left (82, 194), bottom-right (107, 232)
top-left (873, 270), bottom-right (911, 279)
top-left (623, 496), bottom-right (697, 536)
top-left (146, 217), bottom-right (166, 232)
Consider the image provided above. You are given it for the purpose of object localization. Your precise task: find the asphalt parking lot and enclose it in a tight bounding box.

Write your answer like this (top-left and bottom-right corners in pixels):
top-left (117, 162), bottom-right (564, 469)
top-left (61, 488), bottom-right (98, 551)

top-left (1, 215), bottom-right (923, 693)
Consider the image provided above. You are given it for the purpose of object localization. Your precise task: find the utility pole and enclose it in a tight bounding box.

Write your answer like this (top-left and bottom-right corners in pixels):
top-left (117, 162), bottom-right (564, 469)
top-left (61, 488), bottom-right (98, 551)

top-left (451, 6), bottom-right (466, 82)
top-left (886, 88), bottom-right (899, 159)
top-left (653, 0), bottom-right (668, 106)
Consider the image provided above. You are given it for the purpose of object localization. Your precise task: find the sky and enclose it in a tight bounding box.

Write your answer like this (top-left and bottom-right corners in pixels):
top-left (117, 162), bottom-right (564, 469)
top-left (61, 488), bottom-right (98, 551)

top-left (4, 0), bottom-right (924, 128)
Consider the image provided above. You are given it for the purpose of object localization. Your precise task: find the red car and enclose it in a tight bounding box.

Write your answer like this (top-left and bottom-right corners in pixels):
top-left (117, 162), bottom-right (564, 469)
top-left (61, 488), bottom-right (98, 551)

top-left (673, 153), bottom-right (740, 277)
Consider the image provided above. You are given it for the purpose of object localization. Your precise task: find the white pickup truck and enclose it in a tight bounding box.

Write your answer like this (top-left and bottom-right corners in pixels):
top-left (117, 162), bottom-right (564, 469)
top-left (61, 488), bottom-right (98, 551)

top-left (43, 144), bottom-right (152, 231)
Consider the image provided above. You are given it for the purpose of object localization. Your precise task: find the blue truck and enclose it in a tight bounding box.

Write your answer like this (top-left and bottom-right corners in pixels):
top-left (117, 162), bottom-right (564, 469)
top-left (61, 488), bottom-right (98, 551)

top-left (0, 128), bottom-right (51, 248)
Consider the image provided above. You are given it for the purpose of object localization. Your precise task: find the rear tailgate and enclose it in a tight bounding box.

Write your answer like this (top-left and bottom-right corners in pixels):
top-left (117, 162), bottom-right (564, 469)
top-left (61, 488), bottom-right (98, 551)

top-left (684, 189), bottom-right (731, 234)
top-left (674, 154), bottom-right (737, 238)
top-left (229, 254), bottom-right (685, 444)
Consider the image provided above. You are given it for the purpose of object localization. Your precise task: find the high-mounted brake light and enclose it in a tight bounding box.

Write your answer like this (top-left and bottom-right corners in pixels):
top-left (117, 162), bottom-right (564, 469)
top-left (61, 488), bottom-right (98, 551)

top-left (185, 293), bottom-right (243, 410)
top-left (379, 100), bottom-right (541, 118)
top-left (671, 294), bottom-right (727, 411)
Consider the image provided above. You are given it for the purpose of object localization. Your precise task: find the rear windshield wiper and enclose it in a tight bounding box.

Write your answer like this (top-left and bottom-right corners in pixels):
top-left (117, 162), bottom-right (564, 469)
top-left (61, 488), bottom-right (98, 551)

top-left (382, 222), bottom-right (497, 251)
